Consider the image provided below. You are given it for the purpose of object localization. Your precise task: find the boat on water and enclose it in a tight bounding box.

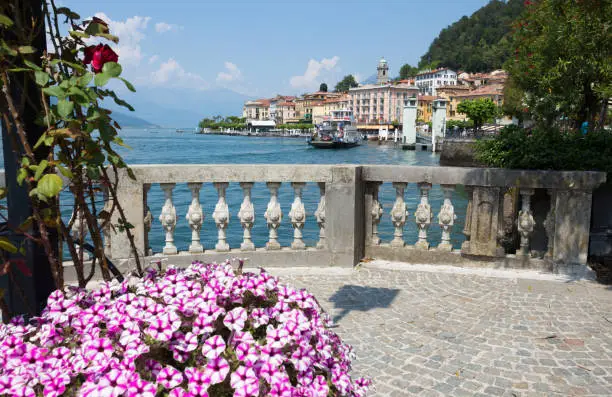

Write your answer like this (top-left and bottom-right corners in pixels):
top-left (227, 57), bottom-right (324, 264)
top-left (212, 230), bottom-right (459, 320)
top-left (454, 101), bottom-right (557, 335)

top-left (176, 129), bottom-right (185, 133)
top-left (307, 109), bottom-right (360, 149)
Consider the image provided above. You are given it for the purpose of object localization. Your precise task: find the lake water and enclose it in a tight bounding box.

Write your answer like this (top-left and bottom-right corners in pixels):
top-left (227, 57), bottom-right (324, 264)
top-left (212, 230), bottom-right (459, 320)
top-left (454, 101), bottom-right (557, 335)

top-left (2, 128), bottom-right (468, 254)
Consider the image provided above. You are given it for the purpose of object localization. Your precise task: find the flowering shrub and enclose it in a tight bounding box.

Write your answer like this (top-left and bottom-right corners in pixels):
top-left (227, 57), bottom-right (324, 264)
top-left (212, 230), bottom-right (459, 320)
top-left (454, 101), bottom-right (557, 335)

top-left (0, 261), bottom-right (371, 396)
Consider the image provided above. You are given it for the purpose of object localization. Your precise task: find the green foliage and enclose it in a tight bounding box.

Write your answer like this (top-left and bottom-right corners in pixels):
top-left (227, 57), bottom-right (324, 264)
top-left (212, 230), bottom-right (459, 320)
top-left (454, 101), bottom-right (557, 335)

top-left (399, 64), bottom-right (419, 80)
top-left (198, 115), bottom-right (246, 130)
top-left (334, 75), bottom-right (358, 92)
top-left (277, 123), bottom-right (314, 130)
top-left (474, 125), bottom-right (612, 174)
top-left (419, 0), bottom-right (525, 72)
top-left (506, 0), bottom-right (612, 128)
top-left (456, 98), bottom-right (499, 130)
top-left (446, 119), bottom-right (474, 129)
top-left (319, 83), bottom-right (328, 92)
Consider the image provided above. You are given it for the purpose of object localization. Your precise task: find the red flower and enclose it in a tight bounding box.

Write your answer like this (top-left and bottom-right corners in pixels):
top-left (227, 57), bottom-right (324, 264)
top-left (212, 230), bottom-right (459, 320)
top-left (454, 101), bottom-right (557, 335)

top-left (83, 44), bottom-right (118, 73)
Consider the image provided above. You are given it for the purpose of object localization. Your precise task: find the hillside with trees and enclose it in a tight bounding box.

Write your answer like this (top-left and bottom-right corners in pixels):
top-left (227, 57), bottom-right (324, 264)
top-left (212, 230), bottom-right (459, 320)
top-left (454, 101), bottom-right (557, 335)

top-left (419, 0), bottom-right (525, 72)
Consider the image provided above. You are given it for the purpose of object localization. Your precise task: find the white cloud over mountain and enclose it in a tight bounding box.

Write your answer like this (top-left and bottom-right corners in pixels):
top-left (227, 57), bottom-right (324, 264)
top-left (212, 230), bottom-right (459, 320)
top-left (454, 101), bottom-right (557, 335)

top-left (217, 62), bottom-right (242, 82)
top-left (150, 58), bottom-right (209, 90)
top-left (290, 56), bottom-right (340, 91)
top-left (155, 22), bottom-right (180, 33)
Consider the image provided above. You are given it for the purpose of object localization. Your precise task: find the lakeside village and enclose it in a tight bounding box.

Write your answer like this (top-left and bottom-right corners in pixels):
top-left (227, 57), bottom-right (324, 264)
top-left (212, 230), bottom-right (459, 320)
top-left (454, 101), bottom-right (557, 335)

top-left (198, 58), bottom-right (511, 141)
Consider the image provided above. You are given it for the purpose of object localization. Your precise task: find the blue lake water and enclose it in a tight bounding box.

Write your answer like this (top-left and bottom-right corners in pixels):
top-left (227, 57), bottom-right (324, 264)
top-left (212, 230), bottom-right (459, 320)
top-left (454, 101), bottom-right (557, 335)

top-left (2, 128), bottom-right (469, 254)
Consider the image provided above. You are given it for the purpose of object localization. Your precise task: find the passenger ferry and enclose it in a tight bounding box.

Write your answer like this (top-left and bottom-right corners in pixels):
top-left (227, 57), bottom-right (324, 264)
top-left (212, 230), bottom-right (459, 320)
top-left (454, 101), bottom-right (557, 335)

top-left (307, 109), bottom-right (360, 149)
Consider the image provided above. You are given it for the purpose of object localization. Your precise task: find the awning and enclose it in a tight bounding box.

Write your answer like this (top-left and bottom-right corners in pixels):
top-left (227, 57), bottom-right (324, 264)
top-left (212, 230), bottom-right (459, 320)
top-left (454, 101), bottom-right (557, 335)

top-left (248, 120), bottom-right (276, 127)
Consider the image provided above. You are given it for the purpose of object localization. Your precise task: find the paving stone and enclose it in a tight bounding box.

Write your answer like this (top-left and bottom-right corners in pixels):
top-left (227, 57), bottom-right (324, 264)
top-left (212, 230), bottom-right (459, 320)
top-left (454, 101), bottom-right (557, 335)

top-left (274, 265), bottom-right (612, 396)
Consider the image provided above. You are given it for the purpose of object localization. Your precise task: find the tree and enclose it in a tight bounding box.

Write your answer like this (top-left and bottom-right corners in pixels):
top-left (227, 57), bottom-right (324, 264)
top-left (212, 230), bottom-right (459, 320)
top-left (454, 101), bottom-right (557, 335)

top-left (319, 83), bottom-right (328, 92)
top-left (334, 75), bottom-right (358, 92)
top-left (506, 0), bottom-right (612, 129)
top-left (457, 98), bottom-right (499, 131)
top-left (399, 64), bottom-right (419, 80)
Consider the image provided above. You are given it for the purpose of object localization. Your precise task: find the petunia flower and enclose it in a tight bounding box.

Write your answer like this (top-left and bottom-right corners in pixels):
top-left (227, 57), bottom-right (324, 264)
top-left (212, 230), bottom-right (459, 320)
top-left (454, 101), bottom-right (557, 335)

top-left (223, 307), bottom-right (247, 332)
top-left (157, 366), bottom-right (184, 389)
top-left (201, 335), bottom-right (226, 359)
top-left (204, 356), bottom-right (230, 384)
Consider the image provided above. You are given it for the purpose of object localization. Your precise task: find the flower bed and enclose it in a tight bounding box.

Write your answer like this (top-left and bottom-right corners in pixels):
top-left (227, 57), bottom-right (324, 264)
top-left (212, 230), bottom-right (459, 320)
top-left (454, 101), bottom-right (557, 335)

top-left (0, 261), bottom-right (371, 396)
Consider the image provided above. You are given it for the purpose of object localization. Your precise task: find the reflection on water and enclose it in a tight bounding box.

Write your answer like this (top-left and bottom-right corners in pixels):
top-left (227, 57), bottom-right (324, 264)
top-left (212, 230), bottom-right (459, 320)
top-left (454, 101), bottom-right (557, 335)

top-left (2, 128), bottom-right (468, 254)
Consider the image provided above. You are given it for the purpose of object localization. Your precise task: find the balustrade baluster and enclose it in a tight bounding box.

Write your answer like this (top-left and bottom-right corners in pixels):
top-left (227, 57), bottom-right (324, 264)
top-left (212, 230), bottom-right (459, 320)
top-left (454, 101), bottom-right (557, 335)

top-left (186, 183), bottom-right (204, 253)
top-left (314, 182), bottom-right (326, 249)
top-left (289, 182), bottom-right (307, 250)
top-left (70, 206), bottom-right (90, 260)
top-left (543, 189), bottom-right (556, 259)
top-left (102, 186), bottom-right (112, 256)
top-left (212, 182), bottom-right (230, 252)
top-left (143, 184), bottom-right (152, 256)
top-left (461, 186), bottom-right (474, 252)
top-left (264, 182), bottom-right (282, 250)
top-left (159, 183), bottom-right (177, 255)
top-left (415, 182), bottom-right (433, 250)
top-left (437, 184), bottom-right (456, 252)
top-left (238, 182), bottom-right (255, 251)
top-left (370, 182), bottom-right (384, 246)
top-left (517, 189), bottom-right (535, 257)
top-left (390, 182), bottom-right (409, 247)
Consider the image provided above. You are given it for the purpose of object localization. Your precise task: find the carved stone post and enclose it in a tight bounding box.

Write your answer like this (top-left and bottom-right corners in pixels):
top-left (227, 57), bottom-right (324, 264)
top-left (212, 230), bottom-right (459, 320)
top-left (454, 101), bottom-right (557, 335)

top-left (314, 182), bottom-right (326, 249)
top-left (186, 183), bottom-right (204, 253)
top-left (238, 182), bottom-right (255, 251)
top-left (467, 186), bottom-right (503, 257)
top-left (390, 182), bottom-right (408, 248)
top-left (370, 182), bottom-right (384, 246)
top-left (415, 182), bottom-right (433, 250)
top-left (438, 184), bottom-right (456, 252)
top-left (289, 183), bottom-right (307, 250)
top-left (264, 182), bottom-right (282, 250)
top-left (159, 183), bottom-right (177, 255)
top-left (143, 184), bottom-right (152, 256)
top-left (461, 186), bottom-right (474, 252)
top-left (212, 182), bottom-right (230, 252)
top-left (543, 189), bottom-right (556, 259)
top-left (516, 189), bottom-right (535, 257)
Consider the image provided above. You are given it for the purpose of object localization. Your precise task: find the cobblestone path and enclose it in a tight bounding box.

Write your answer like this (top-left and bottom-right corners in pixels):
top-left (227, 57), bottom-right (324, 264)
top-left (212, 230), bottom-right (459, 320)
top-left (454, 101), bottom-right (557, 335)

top-left (276, 263), bottom-right (612, 396)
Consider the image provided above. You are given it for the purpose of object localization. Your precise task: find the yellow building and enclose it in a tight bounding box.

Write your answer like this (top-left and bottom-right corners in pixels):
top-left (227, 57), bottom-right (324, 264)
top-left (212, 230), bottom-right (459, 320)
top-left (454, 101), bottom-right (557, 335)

top-left (416, 95), bottom-right (435, 123)
top-left (436, 85), bottom-right (471, 120)
top-left (294, 91), bottom-right (342, 122)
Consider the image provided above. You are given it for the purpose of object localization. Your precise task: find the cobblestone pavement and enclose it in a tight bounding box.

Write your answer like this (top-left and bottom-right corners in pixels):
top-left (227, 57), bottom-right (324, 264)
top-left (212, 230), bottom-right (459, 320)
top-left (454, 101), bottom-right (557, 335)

top-left (274, 262), bottom-right (612, 397)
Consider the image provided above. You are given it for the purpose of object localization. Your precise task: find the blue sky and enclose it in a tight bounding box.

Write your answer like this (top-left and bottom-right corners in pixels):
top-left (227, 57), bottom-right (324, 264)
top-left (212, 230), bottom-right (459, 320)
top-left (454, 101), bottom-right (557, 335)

top-left (67, 0), bottom-right (490, 99)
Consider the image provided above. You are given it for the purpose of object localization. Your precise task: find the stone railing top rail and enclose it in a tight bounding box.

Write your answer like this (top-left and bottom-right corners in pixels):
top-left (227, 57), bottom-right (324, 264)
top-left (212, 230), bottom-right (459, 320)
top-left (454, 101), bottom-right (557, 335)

top-left (362, 165), bottom-right (606, 190)
top-left (126, 164), bottom-right (334, 183)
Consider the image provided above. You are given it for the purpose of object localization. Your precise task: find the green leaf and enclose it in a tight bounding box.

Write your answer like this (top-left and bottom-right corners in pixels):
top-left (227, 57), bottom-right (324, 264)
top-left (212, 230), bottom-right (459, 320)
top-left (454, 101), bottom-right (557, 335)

top-left (17, 46), bottom-right (36, 54)
top-left (94, 72), bottom-right (111, 87)
top-left (16, 168), bottom-right (27, 185)
top-left (23, 59), bottom-right (42, 71)
top-left (57, 165), bottom-right (73, 179)
top-left (8, 68), bottom-right (30, 72)
top-left (34, 71), bottom-right (50, 87)
top-left (85, 22), bottom-right (109, 35)
top-left (119, 77), bottom-right (136, 92)
top-left (102, 62), bottom-right (122, 78)
top-left (37, 174), bottom-right (63, 198)
top-left (69, 31), bottom-right (90, 39)
top-left (78, 73), bottom-right (93, 87)
top-left (43, 85), bottom-right (66, 98)
top-left (98, 33), bottom-right (119, 43)
top-left (0, 14), bottom-right (13, 27)
top-left (34, 160), bottom-right (48, 181)
top-left (57, 100), bottom-right (74, 118)
top-left (0, 237), bottom-right (18, 254)
top-left (20, 157), bottom-right (30, 167)
top-left (56, 7), bottom-right (80, 19)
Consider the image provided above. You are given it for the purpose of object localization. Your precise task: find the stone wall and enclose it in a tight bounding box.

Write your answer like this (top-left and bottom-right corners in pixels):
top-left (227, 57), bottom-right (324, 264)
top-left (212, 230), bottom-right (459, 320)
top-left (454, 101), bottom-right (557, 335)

top-left (439, 139), bottom-right (483, 167)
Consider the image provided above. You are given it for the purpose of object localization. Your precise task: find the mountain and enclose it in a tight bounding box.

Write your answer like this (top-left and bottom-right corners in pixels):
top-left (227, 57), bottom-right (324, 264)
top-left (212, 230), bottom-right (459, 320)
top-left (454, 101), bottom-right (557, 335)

top-left (112, 111), bottom-right (157, 128)
top-left (112, 87), bottom-right (252, 128)
top-left (419, 0), bottom-right (525, 72)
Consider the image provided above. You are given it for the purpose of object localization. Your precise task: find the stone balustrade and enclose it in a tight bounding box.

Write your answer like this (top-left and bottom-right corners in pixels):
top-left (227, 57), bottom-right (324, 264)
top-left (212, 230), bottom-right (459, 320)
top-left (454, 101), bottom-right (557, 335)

top-left (0, 165), bottom-right (606, 275)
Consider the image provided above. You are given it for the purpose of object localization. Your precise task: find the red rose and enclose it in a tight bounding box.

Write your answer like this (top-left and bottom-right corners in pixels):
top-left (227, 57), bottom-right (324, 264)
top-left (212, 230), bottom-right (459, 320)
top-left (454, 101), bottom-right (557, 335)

top-left (83, 44), bottom-right (118, 73)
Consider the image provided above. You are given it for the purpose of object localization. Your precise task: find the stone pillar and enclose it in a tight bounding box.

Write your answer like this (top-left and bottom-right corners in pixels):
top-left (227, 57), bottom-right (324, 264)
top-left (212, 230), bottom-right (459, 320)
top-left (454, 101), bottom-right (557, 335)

top-left (326, 166), bottom-right (364, 266)
top-left (110, 168), bottom-right (145, 260)
top-left (467, 186), bottom-right (504, 257)
top-left (364, 182), bottom-right (384, 246)
top-left (402, 97), bottom-right (417, 147)
top-left (552, 190), bottom-right (593, 270)
top-left (431, 98), bottom-right (447, 152)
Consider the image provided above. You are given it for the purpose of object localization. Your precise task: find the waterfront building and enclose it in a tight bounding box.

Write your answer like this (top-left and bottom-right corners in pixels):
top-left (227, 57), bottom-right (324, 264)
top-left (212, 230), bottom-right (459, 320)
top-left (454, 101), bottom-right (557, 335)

top-left (436, 85), bottom-right (471, 120)
top-left (416, 94), bottom-right (435, 123)
top-left (276, 101), bottom-right (298, 124)
top-left (349, 83), bottom-right (418, 130)
top-left (377, 57), bottom-right (389, 84)
top-left (294, 91), bottom-right (341, 122)
top-left (457, 70), bottom-right (508, 89)
top-left (269, 95), bottom-right (295, 124)
top-left (415, 68), bottom-right (457, 95)
top-left (242, 98), bottom-right (271, 121)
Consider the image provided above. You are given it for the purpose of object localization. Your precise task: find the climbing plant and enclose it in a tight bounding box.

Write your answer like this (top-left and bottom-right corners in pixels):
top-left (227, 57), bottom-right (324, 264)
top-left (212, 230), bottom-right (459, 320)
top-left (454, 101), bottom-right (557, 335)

top-left (0, 1), bottom-right (142, 318)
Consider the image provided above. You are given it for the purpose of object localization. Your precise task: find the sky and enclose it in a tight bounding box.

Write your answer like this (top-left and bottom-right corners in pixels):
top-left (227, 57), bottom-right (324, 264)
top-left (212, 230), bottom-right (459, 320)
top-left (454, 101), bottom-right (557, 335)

top-left (65, 0), bottom-right (491, 100)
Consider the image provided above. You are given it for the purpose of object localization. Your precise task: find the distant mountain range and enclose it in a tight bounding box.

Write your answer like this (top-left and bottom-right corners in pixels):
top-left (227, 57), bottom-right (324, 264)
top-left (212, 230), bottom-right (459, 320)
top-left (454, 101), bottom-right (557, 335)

top-left (112, 111), bottom-right (157, 128)
top-left (112, 86), bottom-right (252, 128)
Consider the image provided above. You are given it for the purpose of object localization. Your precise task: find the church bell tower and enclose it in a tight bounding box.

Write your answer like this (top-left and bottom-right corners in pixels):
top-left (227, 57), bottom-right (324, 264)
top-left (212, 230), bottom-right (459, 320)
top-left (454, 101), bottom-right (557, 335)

top-left (377, 57), bottom-right (389, 84)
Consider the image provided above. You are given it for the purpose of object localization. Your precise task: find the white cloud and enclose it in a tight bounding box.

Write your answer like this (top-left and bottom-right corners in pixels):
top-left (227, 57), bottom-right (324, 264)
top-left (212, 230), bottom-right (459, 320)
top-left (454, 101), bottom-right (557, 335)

top-left (216, 62), bottom-right (242, 82)
top-left (354, 73), bottom-right (363, 84)
top-left (290, 56), bottom-right (340, 91)
top-left (91, 13), bottom-right (150, 66)
top-left (150, 58), bottom-right (209, 90)
top-left (148, 55), bottom-right (159, 64)
top-left (155, 22), bottom-right (179, 33)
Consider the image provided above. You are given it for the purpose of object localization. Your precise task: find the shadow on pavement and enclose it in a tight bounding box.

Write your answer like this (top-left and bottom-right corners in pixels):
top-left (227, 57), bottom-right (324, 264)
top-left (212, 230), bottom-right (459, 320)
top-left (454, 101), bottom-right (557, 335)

top-left (328, 285), bottom-right (400, 324)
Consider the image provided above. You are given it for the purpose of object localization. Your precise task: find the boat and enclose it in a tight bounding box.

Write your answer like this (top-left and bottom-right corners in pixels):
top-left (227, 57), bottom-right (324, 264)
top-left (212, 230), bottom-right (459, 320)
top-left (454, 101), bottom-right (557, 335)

top-left (307, 109), bottom-right (360, 149)
top-left (176, 129), bottom-right (185, 133)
